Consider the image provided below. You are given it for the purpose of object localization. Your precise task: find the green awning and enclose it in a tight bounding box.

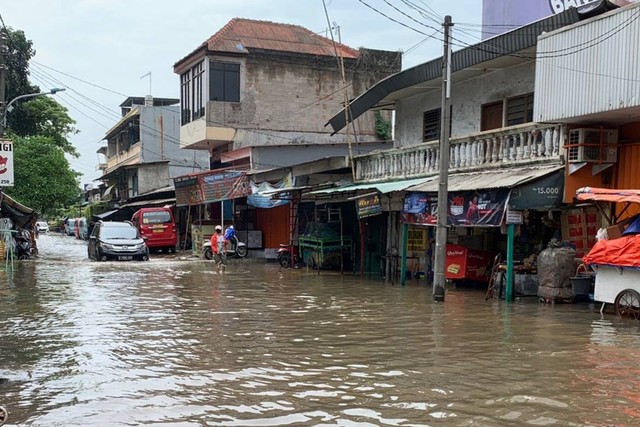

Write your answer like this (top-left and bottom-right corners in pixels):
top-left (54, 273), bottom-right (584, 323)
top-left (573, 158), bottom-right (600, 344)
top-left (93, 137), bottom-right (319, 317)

top-left (310, 176), bottom-right (436, 195)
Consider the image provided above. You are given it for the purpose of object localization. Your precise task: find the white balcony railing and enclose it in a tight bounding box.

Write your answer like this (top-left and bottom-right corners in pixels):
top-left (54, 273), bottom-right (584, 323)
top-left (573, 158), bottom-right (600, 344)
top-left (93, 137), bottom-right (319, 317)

top-left (354, 123), bottom-right (566, 182)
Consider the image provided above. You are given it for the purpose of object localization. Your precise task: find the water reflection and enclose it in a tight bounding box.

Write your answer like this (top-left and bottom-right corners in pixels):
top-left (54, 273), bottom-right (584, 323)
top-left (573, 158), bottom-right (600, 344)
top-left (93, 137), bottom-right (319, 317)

top-left (0, 234), bottom-right (639, 425)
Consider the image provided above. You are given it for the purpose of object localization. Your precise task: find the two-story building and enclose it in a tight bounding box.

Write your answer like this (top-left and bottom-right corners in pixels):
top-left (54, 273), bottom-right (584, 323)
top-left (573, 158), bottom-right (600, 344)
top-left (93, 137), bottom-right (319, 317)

top-left (172, 18), bottom-right (401, 256)
top-left (322, 2), bottom-right (640, 284)
top-left (96, 96), bottom-right (210, 215)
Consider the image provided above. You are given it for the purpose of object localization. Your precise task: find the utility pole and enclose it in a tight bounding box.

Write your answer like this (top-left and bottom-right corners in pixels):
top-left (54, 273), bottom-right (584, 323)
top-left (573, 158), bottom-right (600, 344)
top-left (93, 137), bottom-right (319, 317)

top-left (0, 31), bottom-right (7, 137)
top-left (433, 15), bottom-right (453, 303)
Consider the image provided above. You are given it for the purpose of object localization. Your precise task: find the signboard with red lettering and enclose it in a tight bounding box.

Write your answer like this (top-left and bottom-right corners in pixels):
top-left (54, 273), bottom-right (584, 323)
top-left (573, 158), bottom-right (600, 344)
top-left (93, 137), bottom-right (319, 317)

top-left (0, 139), bottom-right (14, 187)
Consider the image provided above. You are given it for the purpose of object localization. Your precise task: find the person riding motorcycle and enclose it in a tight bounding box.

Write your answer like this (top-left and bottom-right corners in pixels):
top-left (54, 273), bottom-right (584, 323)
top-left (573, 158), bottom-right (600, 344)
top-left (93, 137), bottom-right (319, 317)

top-left (210, 225), bottom-right (228, 272)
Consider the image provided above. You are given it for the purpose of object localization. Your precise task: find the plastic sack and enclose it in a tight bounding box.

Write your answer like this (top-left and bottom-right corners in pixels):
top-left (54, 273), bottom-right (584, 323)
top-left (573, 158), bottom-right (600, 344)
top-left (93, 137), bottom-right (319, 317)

top-left (537, 246), bottom-right (577, 290)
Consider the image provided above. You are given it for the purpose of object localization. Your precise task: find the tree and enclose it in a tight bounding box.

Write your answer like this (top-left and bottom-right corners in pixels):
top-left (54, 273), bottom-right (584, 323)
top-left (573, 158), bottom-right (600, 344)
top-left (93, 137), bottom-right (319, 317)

top-left (6, 135), bottom-right (81, 216)
top-left (4, 27), bottom-right (78, 157)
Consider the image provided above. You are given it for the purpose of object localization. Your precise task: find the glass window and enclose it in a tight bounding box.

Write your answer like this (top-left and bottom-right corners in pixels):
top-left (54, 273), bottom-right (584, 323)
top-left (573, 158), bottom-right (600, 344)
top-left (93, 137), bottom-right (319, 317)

top-left (210, 62), bottom-right (240, 102)
top-left (142, 211), bottom-right (172, 224)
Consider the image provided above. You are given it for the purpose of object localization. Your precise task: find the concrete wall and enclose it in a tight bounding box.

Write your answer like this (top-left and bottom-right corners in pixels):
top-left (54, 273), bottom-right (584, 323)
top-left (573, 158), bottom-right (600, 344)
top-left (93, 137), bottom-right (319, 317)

top-left (394, 62), bottom-right (536, 148)
top-left (205, 49), bottom-right (398, 148)
top-left (139, 105), bottom-right (209, 175)
top-left (137, 163), bottom-right (171, 195)
top-left (251, 141), bottom-right (392, 171)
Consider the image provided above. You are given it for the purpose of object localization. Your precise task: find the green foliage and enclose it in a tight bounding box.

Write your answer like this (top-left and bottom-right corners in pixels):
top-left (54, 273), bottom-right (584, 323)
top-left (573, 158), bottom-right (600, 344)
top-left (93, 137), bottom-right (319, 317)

top-left (375, 111), bottom-right (392, 141)
top-left (4, 27), bottom-right (78, 157)
top-left (83, 202), bottom-right (110, 219)
top-left (5, 135), bottom-right (81, 216)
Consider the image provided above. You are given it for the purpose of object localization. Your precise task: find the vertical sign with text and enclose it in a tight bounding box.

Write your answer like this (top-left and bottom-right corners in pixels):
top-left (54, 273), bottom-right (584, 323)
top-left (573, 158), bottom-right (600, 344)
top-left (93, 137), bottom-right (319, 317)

top-left (0, 139), bottom-right (14, 187)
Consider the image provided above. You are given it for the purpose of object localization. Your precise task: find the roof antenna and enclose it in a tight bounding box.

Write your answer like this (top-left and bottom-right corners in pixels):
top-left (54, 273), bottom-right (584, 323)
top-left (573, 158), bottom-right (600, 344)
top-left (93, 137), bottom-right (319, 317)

top-left (140, 71), bottom-right (152, 95)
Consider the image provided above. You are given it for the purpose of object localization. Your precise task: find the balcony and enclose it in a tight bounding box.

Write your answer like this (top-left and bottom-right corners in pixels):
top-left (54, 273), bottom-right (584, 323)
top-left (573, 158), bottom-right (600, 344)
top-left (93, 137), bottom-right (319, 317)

top-left (106, 143), bottom-right (142, 174)
top-left (354, 123), bottom-right (566, 183)
top-left (180, 118), bottom-right (235, 150)
top-left (95, 162), bottom-right (107, 172)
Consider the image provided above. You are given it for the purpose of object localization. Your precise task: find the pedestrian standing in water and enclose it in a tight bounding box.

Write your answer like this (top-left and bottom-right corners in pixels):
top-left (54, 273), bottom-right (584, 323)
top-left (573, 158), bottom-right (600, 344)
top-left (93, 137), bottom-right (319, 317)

top-left (210, 225), bottom-right (228, 273)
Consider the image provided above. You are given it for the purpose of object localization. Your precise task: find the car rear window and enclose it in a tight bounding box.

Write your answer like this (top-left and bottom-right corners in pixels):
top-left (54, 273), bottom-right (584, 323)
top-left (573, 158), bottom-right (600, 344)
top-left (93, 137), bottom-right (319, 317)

top-left (142, 211), bottom-right (171, 225)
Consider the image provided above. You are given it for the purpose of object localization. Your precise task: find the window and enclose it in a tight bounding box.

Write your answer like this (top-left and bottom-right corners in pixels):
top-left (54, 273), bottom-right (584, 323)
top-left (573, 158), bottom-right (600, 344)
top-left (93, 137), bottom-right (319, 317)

top-left (506, 93), bottom-right (534, 126)
top-left (423, 109), bottom-right (441, 141)
top-left (180, 62), bottom-right (204, 125)
top-left (422, 107), bottom-right (452, 141)
top-left (210, 62), bottom-right (240, 102)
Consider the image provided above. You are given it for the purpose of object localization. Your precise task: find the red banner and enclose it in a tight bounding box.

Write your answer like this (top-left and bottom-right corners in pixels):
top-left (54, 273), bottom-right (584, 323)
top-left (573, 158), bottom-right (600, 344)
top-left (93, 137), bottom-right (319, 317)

top-left (174, 170), bottom-right (251, 206)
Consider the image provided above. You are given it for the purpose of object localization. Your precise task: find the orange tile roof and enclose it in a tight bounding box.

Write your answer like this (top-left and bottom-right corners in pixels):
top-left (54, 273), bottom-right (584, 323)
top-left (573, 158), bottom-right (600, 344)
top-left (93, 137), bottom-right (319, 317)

top-left (179, 18), bottom-right (360, 67)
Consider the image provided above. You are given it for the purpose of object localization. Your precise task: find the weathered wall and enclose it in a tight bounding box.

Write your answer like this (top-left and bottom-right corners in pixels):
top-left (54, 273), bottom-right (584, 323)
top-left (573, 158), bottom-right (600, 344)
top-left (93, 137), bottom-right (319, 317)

top-left (140, 106), bottom-right (209, 174)
top-left (137, 163), bottom-right (171, 195)
top-left (394, 62), bottom-right (536, 148)
top-left (205, 49), bottom-right (399, 148)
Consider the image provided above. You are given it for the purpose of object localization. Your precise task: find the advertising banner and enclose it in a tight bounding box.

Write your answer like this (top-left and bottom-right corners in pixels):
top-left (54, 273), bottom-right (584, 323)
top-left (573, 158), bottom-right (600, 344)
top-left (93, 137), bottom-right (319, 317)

top-left (174, 176), bottom-right (203, 206)
top-left (509, 170), bottom-right (564, 210)
top-left (201, 171), bottom-right (252, 203)
top-left (247, 173), bottom-right (293, 209)
top-left (402, 189), bottom-right (510, 227)
top-left (0, 139), bottom-right (14, 187)
top-left (356, 193), bottom-right (383, 219)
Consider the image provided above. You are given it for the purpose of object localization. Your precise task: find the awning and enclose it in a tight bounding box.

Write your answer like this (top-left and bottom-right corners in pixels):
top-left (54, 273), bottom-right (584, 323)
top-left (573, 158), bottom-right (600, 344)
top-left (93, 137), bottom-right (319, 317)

top-left (119, 198), bottom-right (176, 208)
top-left (406, 165), bottom-right (563, 193)
top-left (576, 187), bottom-right (640, 204)
top-left (94, 209), bottom-right (119, 219)
top-left (311, 176), bottom-right (435, 195)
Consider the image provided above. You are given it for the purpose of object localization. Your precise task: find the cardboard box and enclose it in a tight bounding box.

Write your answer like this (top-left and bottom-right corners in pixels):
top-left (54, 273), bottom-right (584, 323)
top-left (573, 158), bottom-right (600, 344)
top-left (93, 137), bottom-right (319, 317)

top-left (606, 223), bottom-right (625, 240)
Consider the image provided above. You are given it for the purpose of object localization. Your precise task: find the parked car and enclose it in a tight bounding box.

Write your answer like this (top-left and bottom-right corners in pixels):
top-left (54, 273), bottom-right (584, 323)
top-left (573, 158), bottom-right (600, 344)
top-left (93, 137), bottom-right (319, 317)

top-left (65, 218), bottom-right (76, 236)
top-left (131, 207), bottom-right (177, 253)
top-left (75, 217), bottom-right (89, 240)
top-left (36, 221), bottom-right (49, 233)
top-left (87, 220), bottom-right (149, 261)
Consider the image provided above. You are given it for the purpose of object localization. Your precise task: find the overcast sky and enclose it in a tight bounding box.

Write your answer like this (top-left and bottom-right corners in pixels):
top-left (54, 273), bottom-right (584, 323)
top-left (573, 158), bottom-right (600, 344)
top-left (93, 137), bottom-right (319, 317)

top-left (2, 0), bottom-right (482, 186)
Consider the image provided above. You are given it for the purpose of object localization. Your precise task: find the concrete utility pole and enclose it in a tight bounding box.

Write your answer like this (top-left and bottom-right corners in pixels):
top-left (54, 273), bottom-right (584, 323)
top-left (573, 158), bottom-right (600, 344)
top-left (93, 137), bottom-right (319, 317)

top-left (0, 31), bottom-right (7, 137)
top-left (433, 15), bottom-right (454, 303)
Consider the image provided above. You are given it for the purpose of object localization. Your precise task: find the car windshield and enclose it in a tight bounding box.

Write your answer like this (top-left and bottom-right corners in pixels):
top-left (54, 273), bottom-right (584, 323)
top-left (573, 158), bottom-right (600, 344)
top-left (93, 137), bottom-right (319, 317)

top-left (100, 225), bottom-right (139, 240)
top-left (142, 211), bottom-right (171, 224)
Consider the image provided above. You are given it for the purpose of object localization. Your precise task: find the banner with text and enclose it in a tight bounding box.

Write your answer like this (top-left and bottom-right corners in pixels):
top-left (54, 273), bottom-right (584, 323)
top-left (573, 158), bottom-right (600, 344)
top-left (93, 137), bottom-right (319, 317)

top-left (402, 189), bottom-right (510, 227)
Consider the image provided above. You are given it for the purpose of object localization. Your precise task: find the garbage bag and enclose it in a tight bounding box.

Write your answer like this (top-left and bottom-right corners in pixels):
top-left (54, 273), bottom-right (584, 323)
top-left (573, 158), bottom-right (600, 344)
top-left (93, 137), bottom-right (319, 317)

top-left (537, 246), bottom-right (577, 290)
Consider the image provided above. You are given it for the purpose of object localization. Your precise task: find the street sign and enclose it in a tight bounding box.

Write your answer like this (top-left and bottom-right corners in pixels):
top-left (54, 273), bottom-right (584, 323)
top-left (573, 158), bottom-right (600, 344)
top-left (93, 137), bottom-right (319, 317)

top-left (0, 139), bottom-right (14, 187)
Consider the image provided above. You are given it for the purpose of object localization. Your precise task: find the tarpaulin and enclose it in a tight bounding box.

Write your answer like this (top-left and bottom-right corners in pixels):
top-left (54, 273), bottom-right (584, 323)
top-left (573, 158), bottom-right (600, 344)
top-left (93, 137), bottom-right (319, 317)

top-left (576, 187), bottom-right (640, 204)
top-left (583, 234), bottom-right (640, 269)
top-left (247, 173), bottom-right (293, 209)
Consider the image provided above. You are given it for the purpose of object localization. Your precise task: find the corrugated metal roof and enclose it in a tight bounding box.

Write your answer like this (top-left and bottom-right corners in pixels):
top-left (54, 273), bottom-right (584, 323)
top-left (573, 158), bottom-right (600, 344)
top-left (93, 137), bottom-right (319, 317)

top-left (407, 165), bottom-right (563, 193)
top-left (175, 18), bottom-right (359, 69)
top-left (327, 9), bottom-right (581, 133)
top-left (311, 177), bottom-right (434, 195)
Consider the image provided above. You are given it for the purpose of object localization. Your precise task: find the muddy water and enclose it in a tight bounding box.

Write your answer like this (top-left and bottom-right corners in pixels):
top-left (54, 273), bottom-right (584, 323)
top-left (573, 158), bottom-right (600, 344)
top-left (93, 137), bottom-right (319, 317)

top-left (0, 234), bottom-right (639, 426)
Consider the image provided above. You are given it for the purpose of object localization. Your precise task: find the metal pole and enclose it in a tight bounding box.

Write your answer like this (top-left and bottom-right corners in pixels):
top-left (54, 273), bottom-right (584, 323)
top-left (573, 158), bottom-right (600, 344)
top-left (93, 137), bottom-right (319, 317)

top-left (505, 223), bottom-right (515, 302)
top-left (0, 32), bottom-right (6, 137)
top-left (433, 15), bottom-right (454, 302)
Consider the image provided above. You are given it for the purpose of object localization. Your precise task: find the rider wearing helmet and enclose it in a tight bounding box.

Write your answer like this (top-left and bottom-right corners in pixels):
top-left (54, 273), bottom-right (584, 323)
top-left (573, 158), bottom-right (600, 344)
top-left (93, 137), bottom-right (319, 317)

top-left (210, 225), bottom-right (228, 271)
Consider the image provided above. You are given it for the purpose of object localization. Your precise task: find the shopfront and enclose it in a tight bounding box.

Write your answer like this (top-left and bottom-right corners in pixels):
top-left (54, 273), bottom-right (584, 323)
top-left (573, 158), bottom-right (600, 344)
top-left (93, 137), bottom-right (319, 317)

top-left (400, 165), bottom-right (565, 295)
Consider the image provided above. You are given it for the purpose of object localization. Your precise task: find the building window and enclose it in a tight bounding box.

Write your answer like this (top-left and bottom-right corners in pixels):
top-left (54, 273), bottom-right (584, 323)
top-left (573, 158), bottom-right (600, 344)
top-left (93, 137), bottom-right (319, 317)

top-left (180, 62), bottom-right (205, 125)
top-left (210, 62), bottom-right (240, 102)
top-left (423, 108), bottom-right (441, 141)
top-left (506, 93), bottom-right (534, 126)
top-left (422, 107), bottom-right (452, 141)
top-left (129, 170), bottom-right (139, 199)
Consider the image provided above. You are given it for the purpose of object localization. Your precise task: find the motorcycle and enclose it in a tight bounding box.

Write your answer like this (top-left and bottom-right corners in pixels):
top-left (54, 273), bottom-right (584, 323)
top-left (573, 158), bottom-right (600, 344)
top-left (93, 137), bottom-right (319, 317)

top-left (202, 225), bottom-right (248, 260)
top-left (14, 229), bottom-right (32, 260)
top-left (277, 243), bottom-right (301, 268)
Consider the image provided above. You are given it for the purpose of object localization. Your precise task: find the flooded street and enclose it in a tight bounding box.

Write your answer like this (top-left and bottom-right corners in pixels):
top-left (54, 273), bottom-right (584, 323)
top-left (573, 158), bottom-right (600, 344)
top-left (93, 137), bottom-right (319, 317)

top-left (0, 234), bottom-right (639, 426)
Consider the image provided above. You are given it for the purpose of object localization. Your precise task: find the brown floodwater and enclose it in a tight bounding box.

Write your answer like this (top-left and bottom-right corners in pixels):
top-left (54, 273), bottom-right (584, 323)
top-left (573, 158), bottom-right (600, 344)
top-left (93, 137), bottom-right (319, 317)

top-left (0, 233), bottom-right (639, 426)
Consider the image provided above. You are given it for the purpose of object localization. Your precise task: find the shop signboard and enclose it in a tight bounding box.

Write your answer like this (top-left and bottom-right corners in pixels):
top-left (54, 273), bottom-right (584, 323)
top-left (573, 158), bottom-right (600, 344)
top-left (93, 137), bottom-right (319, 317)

top-left (356, 193), bottom-right (382, 219)
top-left (402, 189), bottom-right (509, 227)
top-left (509, 170), bottom-right (564, 210)
top-left (201, 170), bottom-right (252, 203)
top-left (0, 138), bottom-right (14, 187)
top-left (407, 227), bottom-right (428, 252)
top-left (174, 176), bottom-right (202, 206)
top-left (506, 210), bottom-right (524, 225)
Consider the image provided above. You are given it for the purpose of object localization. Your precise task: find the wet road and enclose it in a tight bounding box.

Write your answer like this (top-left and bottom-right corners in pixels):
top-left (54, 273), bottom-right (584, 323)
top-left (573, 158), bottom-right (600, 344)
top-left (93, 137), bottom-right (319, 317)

top-left (1, 233), bottom-right (640, 426)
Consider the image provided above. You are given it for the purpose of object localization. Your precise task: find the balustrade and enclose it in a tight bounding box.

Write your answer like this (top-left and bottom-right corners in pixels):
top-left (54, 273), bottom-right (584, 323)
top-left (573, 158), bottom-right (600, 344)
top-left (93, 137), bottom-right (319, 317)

top-left (353, 123), bottom-right (565, 182)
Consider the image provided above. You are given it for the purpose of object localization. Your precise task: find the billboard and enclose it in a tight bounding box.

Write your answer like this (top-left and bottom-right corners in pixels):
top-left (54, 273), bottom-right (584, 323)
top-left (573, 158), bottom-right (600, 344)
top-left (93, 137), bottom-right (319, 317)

top-left (482, 0), bottom-right (637, 39)
top-left (0, 139), bottom-right (14, 187)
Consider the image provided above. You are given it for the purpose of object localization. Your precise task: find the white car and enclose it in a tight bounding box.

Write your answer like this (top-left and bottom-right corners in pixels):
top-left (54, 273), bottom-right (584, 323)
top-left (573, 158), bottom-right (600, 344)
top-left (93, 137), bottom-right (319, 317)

top-left (36, 221), bottom-right (50, 233)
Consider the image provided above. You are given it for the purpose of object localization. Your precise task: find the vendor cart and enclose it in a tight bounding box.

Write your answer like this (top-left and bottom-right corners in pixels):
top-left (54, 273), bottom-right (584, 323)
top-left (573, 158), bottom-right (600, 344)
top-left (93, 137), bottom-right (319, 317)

top-left (577, 187), bottom-right (640, 319)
